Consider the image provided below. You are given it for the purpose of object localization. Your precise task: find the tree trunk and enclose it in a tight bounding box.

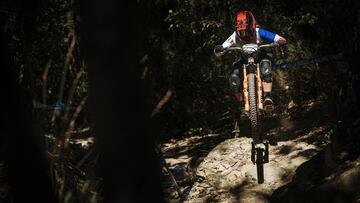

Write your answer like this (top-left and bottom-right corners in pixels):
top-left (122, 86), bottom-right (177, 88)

top-left (78, 1), bottom-right (164, 202)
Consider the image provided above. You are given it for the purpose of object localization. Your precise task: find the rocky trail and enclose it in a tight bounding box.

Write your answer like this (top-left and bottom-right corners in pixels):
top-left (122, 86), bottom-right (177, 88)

top-left (161, 99), bottom-right (360, 203)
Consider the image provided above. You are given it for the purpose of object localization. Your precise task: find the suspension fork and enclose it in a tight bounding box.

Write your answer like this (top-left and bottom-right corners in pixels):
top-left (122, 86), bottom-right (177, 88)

top-left (243, 64), bottom-right (249, 111)
top-left (256, 63), bottom-right (264, 110)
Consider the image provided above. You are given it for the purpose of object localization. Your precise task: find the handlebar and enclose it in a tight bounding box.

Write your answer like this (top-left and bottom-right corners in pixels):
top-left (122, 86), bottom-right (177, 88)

top-left (224, 43), bottom-right (279, 52)
top-left (214, 43), bottom-right (281, 57)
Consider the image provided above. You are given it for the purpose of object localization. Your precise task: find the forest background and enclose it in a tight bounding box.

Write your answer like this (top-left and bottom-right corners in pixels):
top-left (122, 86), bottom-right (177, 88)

top-left (1, 0), bottom-right (360, 202)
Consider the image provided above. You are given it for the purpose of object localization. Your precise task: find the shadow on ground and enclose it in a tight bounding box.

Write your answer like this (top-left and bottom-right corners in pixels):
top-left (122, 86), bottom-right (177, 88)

top-left (270, 146), bottom-right (360, 203)
top-left (262, 99), bottom-right (335, 145)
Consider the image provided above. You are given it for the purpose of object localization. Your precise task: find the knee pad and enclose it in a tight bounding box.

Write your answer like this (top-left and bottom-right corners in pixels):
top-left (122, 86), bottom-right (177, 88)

top-left (229, 69), bottom-right (241, 91)
top-left (260, 59), bottom-right (272, 82)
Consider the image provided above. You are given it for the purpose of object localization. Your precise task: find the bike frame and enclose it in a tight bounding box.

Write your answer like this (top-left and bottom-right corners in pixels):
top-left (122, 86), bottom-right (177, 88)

top-left (226, 43), bottom-right (276, 113)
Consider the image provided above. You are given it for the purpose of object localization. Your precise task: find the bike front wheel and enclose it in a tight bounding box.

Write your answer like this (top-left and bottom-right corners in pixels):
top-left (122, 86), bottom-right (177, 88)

top-left (256, 147), bottom-right (265, 184)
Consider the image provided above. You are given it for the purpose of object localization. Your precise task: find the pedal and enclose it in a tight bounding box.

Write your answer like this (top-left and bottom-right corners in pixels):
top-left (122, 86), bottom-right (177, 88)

top-left (232, 121), bottom-right (240, 137)
top-left (232, 128), bottom-right (240, 133)
top-left (232, 129), bottom-right (240, 138)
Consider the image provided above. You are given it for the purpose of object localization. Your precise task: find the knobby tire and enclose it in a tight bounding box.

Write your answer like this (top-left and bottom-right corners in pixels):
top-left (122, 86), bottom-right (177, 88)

top-left (248, 73), bottom-right (265, 183)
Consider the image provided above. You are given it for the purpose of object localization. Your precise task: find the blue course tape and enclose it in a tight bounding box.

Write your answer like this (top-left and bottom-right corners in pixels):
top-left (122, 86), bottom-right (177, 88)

top-left (47, 102), bottom-right (65, 110)
top-left (34, 102), bottom-right (75, 110)
top-left (181, 186), bottom-right (192, 198)
top-left (169, 167), bottom-right (188, 173)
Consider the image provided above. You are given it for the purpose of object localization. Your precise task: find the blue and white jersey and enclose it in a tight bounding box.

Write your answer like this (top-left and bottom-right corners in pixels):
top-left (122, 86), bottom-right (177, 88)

top-left (222, 28), bottom-right (285, 48)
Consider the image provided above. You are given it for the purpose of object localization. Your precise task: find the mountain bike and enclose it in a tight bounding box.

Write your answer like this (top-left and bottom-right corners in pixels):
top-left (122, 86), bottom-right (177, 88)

top-left (219, 43), bottom-right (278, 183)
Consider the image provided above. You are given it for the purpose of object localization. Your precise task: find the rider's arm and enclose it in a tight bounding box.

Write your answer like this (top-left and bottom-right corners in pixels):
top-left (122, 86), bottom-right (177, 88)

top-left (214, 32), bottom-right (239, 57)
top-left (221, 31), bottom-right (240, 48)
top-left (257, 28), bottom-right (286, 45)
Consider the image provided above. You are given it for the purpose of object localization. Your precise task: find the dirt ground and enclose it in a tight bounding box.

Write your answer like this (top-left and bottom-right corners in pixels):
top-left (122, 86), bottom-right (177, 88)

top-left (160, 99), bottom-right (357, 203)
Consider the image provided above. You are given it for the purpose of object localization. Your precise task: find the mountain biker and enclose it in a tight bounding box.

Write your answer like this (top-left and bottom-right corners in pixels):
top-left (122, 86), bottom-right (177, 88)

top-left (214, 10), bottom-right (287, 113)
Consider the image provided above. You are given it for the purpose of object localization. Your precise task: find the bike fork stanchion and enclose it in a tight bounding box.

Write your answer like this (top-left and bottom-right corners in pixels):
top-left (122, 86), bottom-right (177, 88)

top-left (255, 147), bottom-right (265, 184)
top-left (251, 142), bottom-right (269, 184)
top-left (251, 142), bottom-right (266, 164)
top-left (251, 142), bottom-right (256, 163)
top-left (264, 142), bottom-right (269, 163)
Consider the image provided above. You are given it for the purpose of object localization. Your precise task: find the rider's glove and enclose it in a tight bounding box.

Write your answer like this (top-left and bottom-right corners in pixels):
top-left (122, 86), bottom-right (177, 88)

top-left (214, 45), bottom-right (225, 57)
top-left (275, 38), bottom-right (287, 59)
top-left (275, 37), bottom-right (287, 46)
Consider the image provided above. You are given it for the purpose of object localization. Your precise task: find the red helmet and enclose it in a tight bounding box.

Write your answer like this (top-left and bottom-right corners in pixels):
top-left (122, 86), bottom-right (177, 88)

top-left (234, 11), bottom-right (256, 41)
